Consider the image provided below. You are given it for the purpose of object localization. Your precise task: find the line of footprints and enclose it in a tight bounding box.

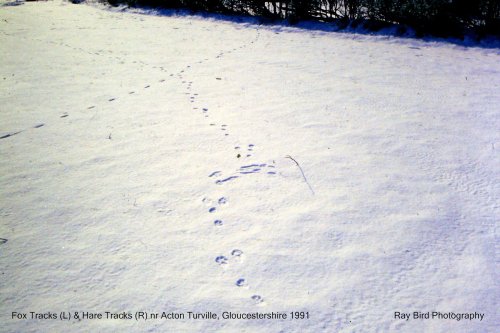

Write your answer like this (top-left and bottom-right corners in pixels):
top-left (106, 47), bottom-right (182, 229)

top-left (3, 25), bottom-right (270, 306)
top-left (32, 25), bottom-right (267, 305)
top-left (174, 29), bottom-right (273, 305)
top-left (0, 36), bottom-right (153, 140)
top-left (204, 195), bottom-right (264, 306)
top-left (3, 24), bottom-right (268, 303)
top-left (1, 27), bottom-right (261, 141)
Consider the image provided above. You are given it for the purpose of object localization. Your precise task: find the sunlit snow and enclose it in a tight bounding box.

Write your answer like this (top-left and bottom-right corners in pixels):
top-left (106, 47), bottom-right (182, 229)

top-left (0, 1), bottom-right (498, 332)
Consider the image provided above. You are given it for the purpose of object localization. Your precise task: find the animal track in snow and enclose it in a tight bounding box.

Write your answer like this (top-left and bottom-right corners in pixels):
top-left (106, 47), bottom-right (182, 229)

top-left (208, 171), bottom-right (221, 178)
top-left (215, 176), bottom-right (239, 185)
top-left (215, 256), bottom-right (228, 265)
top-left (239, 163), bottom-right (266, 174)
top-left (0, 131), bottom-right (22, 140)
top-left (33, 123), bottom-right (44, 129)
top-left (236, 278), bottom-right (247, 287)
top-left (251, 295), bottom-right (264, 304)
top-left (211, 162), bottom-right (277, 185)
top-left (214, 249), bottom-right (243, 267)
top-left (178, 28), bottom-right (264, 301)
top-left (231, 249), bottom-right (243, 258)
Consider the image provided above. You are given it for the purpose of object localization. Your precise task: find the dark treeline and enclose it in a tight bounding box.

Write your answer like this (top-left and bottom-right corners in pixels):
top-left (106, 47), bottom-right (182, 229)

top-left (106, 0), bottom-right (500, 38)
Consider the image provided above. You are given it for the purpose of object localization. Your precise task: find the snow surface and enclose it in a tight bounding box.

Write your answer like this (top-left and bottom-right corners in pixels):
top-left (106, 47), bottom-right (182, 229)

top-left (0, 1), bottom-right (499, 332)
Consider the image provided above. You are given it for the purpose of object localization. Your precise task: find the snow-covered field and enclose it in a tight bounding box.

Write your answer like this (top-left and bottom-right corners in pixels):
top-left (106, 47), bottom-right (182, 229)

top-left (1, 1), bottom-right (499, 332)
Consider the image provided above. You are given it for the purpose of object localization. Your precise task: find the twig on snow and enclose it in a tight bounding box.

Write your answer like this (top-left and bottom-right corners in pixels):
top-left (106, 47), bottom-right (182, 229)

top-left (285, 155), bottom-right (315, 196)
